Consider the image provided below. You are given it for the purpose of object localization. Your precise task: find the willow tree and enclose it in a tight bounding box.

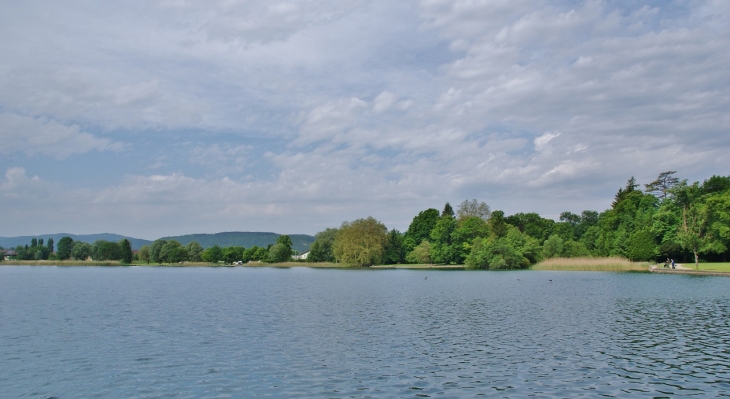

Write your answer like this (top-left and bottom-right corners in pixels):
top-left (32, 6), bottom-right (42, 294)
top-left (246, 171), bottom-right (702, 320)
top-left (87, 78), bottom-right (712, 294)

top-left (333, 217), bottom-right (388, 266)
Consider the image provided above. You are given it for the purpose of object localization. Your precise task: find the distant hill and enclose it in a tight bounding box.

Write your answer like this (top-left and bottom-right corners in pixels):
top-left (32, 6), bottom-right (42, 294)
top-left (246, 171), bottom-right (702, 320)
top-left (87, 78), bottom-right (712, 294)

top-left (0, 231), bottom-right (316, 253)
top-left (159, 232), bottom-right (315, 253)
top-left (0, 233), bottom-right (152, 251)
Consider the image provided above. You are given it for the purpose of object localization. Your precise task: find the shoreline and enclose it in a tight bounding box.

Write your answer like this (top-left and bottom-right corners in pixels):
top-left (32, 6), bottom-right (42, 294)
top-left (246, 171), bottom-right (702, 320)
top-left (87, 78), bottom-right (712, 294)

top-left (3, 261), bottom-right (730, 275)
top-left (649, 268), bottom-right (730, 277)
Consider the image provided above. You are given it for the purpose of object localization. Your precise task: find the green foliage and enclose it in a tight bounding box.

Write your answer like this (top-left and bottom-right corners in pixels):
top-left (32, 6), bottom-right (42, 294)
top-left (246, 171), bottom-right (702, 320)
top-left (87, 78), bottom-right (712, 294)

top-left (466, 226), bottom-right (538, 270)
top-left (254, 246), bottom-right (268, 261)
top-left (138, 245), bottom-right (151, 263)
top-left (701, 175), bottom-right (730, 195)
top-left (57, 236), bottom-right (74, 260)
top-left (160, 241), bottom-right (188, 263)
top-left (307, 228), bottom-right (338, 262)
top-left (72, 242), bottom-right (92, 260)
top-left (202, 245), bottom-right (223, 263)
top-left (333, 217), bottom-right (388, 266)
top-left (466, 235), bottom-right (528, 270)
top-left (47, 238), bottom-right (54, 253)
top-left (404, 208), bottom-right (440, 252)
top-left (562, 240), bottom-right (591, 258)
top-left (186, 241), bottom-right (204, 262)
top-left (429, 215), bottom-right (457, 264)
top-left (276, 235), bottom-right (293, 249)
top-left (575, 211), bottom-right (599, 241)
top-left (157, 232), bottom-right (314, 253)
top-left (149, 239), bottom-right (167, 263)
top-left (707, 191), bottom-right (730, 254)
top-left (552, 222), bottom-right (575, 241)
top-left (650, 178), bottom-right (729, 267)
top-left (451, 216), bottom-right (489, 262)
top-left (120, 239), bottom-right (133, 264)
top-left (92, 240), bottom-right (121, 261)
top-left (627, 228), bottom-right (656, 261)
top-left (441, 202), bottom-right (455, 218)
top-left (612, 176), bottom-right (639, 208)
top-left (676, 202), bottom-right (721, 268)
top-left (243, 245), bottom-right (265, 262)
top-left (223, 246), bottom-right (245, 263)
top-left (488, 210), bottom-right (508, 238)
top-left (559, 211), bottom-right (581, 226)
top-left (505, 226), bottom-right (542, 264)
top-left (505, 212), bottom-right (555, 242)
top-left (406, 240), bottom-right (432, 264)
top-left (542, 234), bottom-right (564, 259)
top-left (383, 229), bottom-right (405, 264)
top-left (13, 237), bottom-right (52, 260)
top-left (269, 235), bottom-right (292, 261)
top-left (267, 244), bottom-right (291, 263)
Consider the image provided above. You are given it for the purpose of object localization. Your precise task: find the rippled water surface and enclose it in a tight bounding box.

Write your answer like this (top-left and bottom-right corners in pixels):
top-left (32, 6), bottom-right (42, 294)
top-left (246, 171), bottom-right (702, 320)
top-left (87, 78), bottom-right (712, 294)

top-left (2, 267), bottom-right (730, 398)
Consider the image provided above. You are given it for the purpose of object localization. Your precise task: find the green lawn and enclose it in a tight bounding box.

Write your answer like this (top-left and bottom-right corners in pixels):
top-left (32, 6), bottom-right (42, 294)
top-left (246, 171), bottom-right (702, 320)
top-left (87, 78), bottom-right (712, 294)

top-left (693, 263), bottom-right (730, 272)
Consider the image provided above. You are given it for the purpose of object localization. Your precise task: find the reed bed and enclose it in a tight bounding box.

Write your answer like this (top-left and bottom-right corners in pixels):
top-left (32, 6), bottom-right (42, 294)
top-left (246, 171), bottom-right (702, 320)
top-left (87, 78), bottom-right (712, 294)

top-left (532, 257), bottom-right (648, 271)
top-left (2, 260), bottom-right (123, 266)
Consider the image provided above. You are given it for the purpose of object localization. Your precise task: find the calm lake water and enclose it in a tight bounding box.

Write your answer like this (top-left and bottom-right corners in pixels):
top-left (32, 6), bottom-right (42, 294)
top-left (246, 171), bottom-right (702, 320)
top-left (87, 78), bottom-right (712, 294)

top-left (2, 267), bottom-right (730, 398)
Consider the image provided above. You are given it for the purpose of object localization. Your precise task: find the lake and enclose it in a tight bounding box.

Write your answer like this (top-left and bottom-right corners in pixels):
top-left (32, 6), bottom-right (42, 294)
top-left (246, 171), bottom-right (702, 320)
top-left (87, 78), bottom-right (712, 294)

top-left (2, 266), bottom-right (730, 398)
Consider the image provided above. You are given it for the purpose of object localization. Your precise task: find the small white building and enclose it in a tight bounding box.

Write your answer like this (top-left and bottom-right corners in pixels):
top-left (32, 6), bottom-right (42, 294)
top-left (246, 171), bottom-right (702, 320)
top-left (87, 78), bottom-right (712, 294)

top-left (292, 250), bottom-right (310, 261)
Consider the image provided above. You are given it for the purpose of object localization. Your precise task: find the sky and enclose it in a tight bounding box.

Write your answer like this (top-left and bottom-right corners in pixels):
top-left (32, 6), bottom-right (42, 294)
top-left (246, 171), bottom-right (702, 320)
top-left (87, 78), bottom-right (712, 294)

top-left (1, 0), bottom-right (729, 240)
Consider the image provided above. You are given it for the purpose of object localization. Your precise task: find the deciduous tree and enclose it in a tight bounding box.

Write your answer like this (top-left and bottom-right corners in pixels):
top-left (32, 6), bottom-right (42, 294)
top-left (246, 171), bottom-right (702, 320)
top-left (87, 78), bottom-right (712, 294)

top-left (138, 245), bottom-right (151, 264)
top-left (72, 242), bottom-right (92, 260)
top-left (186, 241), bottom-right (204, 262)
top-left (57, 236), bottom-right (74, 260)
top-left (406, 240), bottom-right (431, 264)
top-left (307, 228), bottom-right (338, 262)
top-left (149, 239), bottom-right (167, 263)
top-left (333, 217), bottom-right (388, 266)
top-left (456, 199), bottom-right (491, 221)
top-left (404, 209), bottom-right (439, 252)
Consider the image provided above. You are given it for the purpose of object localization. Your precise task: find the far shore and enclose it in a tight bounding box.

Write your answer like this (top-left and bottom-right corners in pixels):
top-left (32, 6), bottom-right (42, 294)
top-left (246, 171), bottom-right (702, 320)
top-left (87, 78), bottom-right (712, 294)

top-left (3, 259), bottom-right (730, 276)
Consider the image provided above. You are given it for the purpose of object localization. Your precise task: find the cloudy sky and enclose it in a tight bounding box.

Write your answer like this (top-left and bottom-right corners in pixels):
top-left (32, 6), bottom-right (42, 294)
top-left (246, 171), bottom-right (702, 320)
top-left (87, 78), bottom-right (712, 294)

top-left (1, 0), bottom-right (729, 239)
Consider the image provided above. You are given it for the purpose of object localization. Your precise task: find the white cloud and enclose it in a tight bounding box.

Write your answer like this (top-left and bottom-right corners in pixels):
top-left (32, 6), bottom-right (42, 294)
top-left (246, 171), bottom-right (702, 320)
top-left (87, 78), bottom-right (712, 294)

top-left (1, 1), bottom-right (729, 236)
top-left (534, 132), bottom-right (561, 153)
top-left (0, 113), bottom-right (124, 159)
top-left (372, 91), bottom-right (398, 113)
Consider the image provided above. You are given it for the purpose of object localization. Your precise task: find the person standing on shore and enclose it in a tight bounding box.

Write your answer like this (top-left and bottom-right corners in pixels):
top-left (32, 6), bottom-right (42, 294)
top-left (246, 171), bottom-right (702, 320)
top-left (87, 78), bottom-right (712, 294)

top-left (671, 259), bottom-right (675, 269)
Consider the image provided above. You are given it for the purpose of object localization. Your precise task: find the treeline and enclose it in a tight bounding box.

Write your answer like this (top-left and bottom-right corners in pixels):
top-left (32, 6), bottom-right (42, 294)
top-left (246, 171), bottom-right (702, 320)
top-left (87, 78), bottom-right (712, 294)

top-left (305, 172), bottom-right (730, 269)
top-left (8, 236), bottom-right (134, 264)
top-left (6, 237), bottom-right (55, 261)
top-left (136, 235), bottom-right (296, 264)
top-left (5, 171), bottom-right (727, 269)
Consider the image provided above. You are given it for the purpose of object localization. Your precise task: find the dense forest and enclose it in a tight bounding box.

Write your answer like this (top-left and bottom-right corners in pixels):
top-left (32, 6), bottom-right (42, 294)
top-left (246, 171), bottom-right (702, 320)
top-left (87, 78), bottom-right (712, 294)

top-left (3, 172), bottom-right (728, 269)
